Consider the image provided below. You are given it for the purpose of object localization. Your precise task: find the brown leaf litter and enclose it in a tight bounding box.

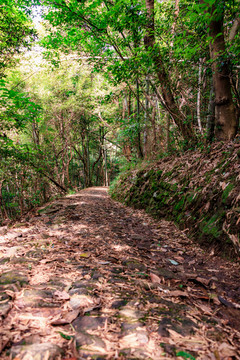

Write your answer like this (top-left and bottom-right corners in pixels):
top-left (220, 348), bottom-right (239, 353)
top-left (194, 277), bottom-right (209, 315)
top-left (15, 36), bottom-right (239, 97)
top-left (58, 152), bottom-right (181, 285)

top-left (0, 187), bottom-right (239, 359)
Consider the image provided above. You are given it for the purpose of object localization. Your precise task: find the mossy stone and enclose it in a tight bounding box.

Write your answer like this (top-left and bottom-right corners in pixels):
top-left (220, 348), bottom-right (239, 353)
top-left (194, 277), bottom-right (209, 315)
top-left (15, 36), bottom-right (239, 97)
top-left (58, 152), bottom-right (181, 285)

top-left (0, 271), bottom-right (28, 286)
top-left (10, 343), bottom-right (63, 360)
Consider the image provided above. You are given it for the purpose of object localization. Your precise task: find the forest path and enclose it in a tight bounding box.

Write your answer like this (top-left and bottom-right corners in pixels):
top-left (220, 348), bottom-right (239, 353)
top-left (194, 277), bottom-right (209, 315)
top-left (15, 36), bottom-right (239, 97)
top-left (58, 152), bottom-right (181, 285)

top-left (0, 187), bottom-right (240, 360)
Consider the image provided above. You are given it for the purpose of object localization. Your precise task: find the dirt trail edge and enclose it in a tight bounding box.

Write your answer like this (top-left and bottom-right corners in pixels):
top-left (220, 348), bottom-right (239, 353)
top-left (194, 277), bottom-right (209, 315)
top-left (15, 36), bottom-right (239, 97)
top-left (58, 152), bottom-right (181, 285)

top-left (0, 187), bottom-right (239, 360)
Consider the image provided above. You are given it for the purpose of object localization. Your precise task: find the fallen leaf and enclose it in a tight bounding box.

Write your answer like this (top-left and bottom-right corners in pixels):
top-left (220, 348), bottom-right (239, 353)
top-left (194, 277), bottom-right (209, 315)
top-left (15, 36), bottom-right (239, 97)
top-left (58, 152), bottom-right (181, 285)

top-left (79, 252), bottom-right (90, 258)
top-left (173, 256), bottom-right (184, 263)
top-left (218, 342), bottom-right (237, 358)
top-left (195, 303), bottom-right (213, 316)
top-left (168, 259), bottom-right (179, 266)
top-left (83, 299), bottom-right (102, 314)
top-left (0, 336), bottom-right (11, 353)
top-left (188, 260), bottom-right (196, 265)
top-left (220, 181), bottom-right (227, 190)
top-left (204, 201), bottom-right (210, 212)
top-left (39, 259), bottom-right (52, 264)
top-left (212, 296), bottom-right (221, 305)
top-left (169, 290), bottom-right (188, 297)
top-left (69, 294), bottom-right (96, 310)
top-left (5, 290), bottom-right (15, 299)
top-left (119, 332), bottom-right (148, 348)
top-left (54, 290), bottom-right (70, 300)
top-left (150, 273), bottom-right (161, 284)
top-left (50, 310), bottom-right (79, 325)
top-left (195, 277), bottom-right (210, 287)
top-left (176, 351), bottom-right (195, 360)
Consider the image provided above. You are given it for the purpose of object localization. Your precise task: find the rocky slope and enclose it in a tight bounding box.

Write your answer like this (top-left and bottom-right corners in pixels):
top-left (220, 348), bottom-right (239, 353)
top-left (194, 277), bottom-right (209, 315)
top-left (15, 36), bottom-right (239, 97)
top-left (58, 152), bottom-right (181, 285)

top-left (110, 141), bottom-right (240, 258)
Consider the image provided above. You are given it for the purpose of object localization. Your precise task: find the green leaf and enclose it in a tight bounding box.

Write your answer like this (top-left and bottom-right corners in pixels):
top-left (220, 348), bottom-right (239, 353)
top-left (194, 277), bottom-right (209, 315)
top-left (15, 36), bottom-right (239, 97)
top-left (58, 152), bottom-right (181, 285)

top-left (176, 351), bottom-right (196, 360)
top-left (58, 332), bottom-right (73, 340)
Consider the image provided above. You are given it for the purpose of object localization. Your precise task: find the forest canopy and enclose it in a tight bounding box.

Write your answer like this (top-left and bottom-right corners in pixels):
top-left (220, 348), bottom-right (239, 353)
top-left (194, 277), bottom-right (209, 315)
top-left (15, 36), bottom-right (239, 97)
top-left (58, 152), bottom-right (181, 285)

top-left (0, 0), bottom-right (239, 221)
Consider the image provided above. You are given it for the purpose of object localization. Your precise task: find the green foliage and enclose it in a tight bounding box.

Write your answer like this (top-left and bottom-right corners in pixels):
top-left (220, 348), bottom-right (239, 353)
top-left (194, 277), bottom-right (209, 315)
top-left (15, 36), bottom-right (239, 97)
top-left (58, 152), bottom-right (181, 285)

top-left (0, 0), bottom-right (239, 222)
top-left (201, 213), bottom-right (223, 238)
top-left (58, 332), bottom-right (73, 340)
top-left (0, 51), bottom-right (123, 222)
top-left (222, 183), bottom-right (234, 203)
top-left (0, 0), bottom-right (36, 76)
top-left (0, 78), bottom-right (41, 133)
top-left (176, 351), bottom-right (196, 360)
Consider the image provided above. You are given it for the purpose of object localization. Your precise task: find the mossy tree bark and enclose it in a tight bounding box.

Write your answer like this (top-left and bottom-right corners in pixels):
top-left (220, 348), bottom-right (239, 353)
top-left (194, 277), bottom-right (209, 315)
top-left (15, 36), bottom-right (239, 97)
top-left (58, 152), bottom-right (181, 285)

top-left (208, 2), bottom-right (239, 140)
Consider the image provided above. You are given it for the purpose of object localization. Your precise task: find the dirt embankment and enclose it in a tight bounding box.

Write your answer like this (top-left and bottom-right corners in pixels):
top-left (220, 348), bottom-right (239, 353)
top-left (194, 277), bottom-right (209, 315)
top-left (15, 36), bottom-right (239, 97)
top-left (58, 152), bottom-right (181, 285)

top-left (110, 141), bottom-right (240, 258)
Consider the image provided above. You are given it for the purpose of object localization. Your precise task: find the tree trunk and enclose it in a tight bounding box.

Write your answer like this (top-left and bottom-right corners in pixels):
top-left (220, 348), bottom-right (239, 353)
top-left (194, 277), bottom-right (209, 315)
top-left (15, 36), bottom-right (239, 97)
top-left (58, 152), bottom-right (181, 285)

top-left (144, 0), bottom-right (196, 145)
top-left (0, 180), bottom-right (9, 220)
top-left (229, 16), bottom-right (240, 42)
top-left (206, 81), bottom-right (215, 142)
top-left (91, 127), bottom-right (104, 184)
top-left (144, 77), bottom-right (149, 157)
top-left (166, 113), bottom-right (171, 151)
top-left (122, 91), bottom-right (132, 161)
top-left (104, 145), bottom-right (108, 186)
top-left (197, 58), bottom-right (203, 135)
top-left (136, 79), bottom-right (143, 158)
top-left (66, 150), bottom-right (73, 188)
top-left (208, 3), bottom-right (239, 140)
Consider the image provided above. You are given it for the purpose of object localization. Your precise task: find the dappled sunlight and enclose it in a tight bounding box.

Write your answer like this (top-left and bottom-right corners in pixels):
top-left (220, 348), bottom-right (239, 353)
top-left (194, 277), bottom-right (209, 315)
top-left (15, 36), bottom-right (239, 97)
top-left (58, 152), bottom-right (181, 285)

top-left (17, 312), bottom-right (49, 330)
top-left (29, 270), bottom-right (50, 285)
top-left (0, 187), bottom-right (239, 360)
top-left (110, 244), bottom-right (131, 252)
top-left (83, 194), bottom-right (107, 198)
top-left (71, 224), bottom-right (89, 231)
top-left (1, 0), bottom-right (239, 356)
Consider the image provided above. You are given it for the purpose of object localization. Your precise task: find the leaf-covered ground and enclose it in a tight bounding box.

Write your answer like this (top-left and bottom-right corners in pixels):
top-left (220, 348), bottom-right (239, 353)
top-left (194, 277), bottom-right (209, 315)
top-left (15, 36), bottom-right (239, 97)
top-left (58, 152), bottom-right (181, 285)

top-left (0, 187), bottom-right (240, 359)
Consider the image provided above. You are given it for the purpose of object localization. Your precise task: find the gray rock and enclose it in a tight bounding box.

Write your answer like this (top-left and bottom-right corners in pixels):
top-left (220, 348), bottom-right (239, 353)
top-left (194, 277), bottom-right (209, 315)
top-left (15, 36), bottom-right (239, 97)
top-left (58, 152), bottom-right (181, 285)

top-left (110, 267), bottom-right (124, 274)
top-left (10, 257), bottom-right (30, 264)
top-left (111, 299), bottom-right (128, 309)
top-left (119, 307), bottom-right (143, 322)
top-left (92, 272), bottom-right (102, 280)
top-left (157, 267), bottom-right (177, 279)
top-left (10, 343), bottom-right (63, 360)
top-left (75, 332), bottom-right (106, 350)
top-left (26, 250), bottom-right (48, 259)
top-left (157, 318), bottom-right (171, 337)
top-left (15, 289), bottom-right (55, 308)
top-left (122, 259), bottom-right (146, 271)
top-left (0, 257), bottom-right (10, 265)
top-left (158, 316), bottom-right (198, 337)
top-left (109, 277), bottom-right (126, 284)
top-left (119, 347), bottom-right (150, 359)
top-left (69, 294), bottom-right (94, 310)
top-left (71, 280), bottom-right (90, 289)
top-left (121, 322), bottom-right (143, 334)
top-left (0, 271), bottom-right (28, 286)
top-left (69, 288), bottom-right (88, 296)
top-left (73, 316), bottom-right (108, 331)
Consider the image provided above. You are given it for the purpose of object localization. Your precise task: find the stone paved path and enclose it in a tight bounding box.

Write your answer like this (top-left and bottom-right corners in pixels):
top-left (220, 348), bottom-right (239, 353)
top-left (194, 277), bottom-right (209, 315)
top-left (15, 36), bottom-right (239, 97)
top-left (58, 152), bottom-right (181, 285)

top-left (0, 187), bottom-right (240, 359)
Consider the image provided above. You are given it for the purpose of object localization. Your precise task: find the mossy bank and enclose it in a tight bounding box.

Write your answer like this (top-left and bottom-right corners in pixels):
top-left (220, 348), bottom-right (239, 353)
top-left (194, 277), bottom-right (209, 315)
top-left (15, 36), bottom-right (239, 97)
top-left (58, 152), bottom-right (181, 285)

top-left (110, 142), bottom-right (240, 258)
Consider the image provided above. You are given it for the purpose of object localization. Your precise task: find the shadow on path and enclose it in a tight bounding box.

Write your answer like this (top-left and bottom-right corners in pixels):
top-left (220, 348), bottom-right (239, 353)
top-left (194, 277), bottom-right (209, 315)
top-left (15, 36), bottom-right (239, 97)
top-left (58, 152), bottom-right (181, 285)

top-left (0, 187), bottom-right (239, 359)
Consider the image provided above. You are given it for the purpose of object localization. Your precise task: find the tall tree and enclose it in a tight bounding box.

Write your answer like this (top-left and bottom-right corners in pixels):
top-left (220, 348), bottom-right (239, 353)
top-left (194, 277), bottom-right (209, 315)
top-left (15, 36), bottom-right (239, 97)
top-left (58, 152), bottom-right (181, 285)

top-left (206, 0), bottom-right (239, 140)
top-left (144, 0), bottom-right (196, 144)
